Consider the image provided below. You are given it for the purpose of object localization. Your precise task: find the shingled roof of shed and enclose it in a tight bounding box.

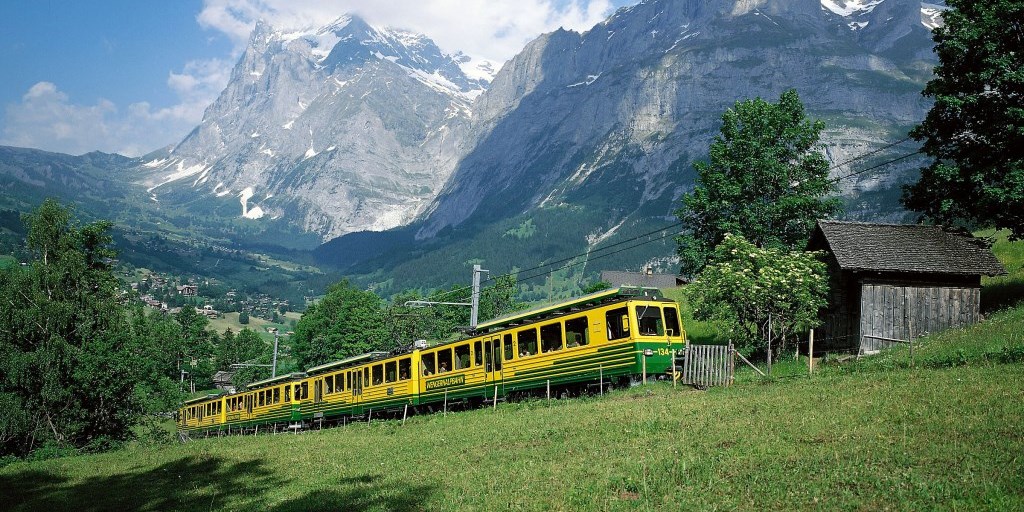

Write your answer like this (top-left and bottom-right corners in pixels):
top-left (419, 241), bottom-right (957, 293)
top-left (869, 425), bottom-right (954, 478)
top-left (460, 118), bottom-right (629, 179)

top-left (810, 220), bottom-right (1006, 276)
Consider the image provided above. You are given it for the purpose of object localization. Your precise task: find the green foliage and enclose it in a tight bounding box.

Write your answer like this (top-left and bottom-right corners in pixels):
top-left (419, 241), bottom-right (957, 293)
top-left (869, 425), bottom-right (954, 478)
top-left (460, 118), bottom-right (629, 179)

top-left (675, 89), bottom-right (842, 277)
top-left (291, 280), bottom-right (390, 369)
top-left (0, 200), bottom-right (180, 457)
top-left (905, 0), bottom-right (1024, 238)
top-left (215, 328), bottom-right (265, 372)
top-left (227, 329), bottom-right (272, 387)
top-left (382, 276), bottom-right (527, 347)
top-left (582, 280), bottom-right (613, 294)
top-left (503, 219), bottom-right (537, 240)
top-left (478, 274), bottom-right (525, 322)
top-left (238, 310), bottom-right (249, 324)
top-left (685, 234), bottom-right (828, 353)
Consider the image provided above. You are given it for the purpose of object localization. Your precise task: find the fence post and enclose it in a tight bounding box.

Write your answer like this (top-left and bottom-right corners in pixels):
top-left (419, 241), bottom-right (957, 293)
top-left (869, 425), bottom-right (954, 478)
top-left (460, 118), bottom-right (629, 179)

top-left (402, 404), bottom-right (408, 425)
top-left (808, 328), bottom-right (815, 376)
top-left (493, 386), bottom-right (498, 411)
top-left (443, 389), bottom-right (448, 417)
top-left (767, 313), bottom-right (773, 376)
top-left (599, 365), bottom-right (604, 396)
top-left (909, 337), bottom-right (914, 368)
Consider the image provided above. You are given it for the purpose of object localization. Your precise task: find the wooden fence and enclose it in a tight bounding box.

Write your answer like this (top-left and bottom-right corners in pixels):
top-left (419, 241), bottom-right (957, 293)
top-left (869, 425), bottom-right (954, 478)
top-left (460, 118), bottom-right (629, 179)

top-left (679, 343), bottom-right (734, 388)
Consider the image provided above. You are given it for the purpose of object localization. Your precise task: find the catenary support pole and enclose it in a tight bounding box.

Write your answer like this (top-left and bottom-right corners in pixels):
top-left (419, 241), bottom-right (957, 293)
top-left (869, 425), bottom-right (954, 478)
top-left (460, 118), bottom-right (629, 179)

top-left (272, 331), bottom-right (279, 378)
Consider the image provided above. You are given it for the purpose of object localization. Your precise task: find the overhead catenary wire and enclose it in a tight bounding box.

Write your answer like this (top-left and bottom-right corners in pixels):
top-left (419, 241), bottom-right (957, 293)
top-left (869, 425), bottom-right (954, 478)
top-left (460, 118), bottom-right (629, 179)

top-left (419, 136), bottom-right (924, 303)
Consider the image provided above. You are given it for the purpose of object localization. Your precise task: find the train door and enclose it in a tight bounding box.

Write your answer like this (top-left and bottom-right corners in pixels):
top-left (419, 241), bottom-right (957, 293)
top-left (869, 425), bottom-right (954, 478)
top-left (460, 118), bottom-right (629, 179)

top-left (314, 378), bottom-right (324, 404)
top-left (484, 336), bottom-right (503, 389)
top-left (351, 370), bottom-right (363, 408)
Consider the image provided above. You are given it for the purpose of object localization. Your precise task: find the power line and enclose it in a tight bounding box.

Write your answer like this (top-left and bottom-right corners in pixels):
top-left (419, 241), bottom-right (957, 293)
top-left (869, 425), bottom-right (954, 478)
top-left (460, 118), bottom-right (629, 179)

top-left (428, 221), bottom-right (684, 303)
top-left (419, 136), bottom-right (922, 303)
top-left (830, 150), bottom-right (923, 184)
top-left (826, 136), bottom-right (913, 172)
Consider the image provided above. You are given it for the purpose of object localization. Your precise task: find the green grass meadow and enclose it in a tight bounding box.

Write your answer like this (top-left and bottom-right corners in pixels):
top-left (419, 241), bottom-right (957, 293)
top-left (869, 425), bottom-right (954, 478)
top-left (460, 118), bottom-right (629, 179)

top-left (3, 363), bottom-right (1022, 511)
top-left (3, 236), bottom-right (1024, 510)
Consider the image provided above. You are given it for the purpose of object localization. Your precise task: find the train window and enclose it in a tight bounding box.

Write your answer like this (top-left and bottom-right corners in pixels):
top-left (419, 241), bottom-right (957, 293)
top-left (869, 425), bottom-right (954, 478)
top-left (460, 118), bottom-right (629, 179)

top-left (474, 341), bottom-right (483, 367)
top-left (372, 364), bottom-right (384, 386)
top-left (438, 348), bottom-right (453, 373)
top-left (300, 382), bottom-right (308, 400)
top-left (274, 388), bottom-right (280, 403)
top-left (565, 317), bottom-right (589, 347)
top-left (284, 385), bottom-right (291, 402)
top-left (364, 367), bottom-right (370, 386)
top-left (422, 352), bottom-right (436, 376)
top-left (606, 307), bottom-right (629, 340)
top-left (636, 306), bottom-right (664, 336)
top-left (258, 392), bottom-right (265, 407)
top-left (347, 371), bottom-right (352, 390)
top-left (541, 323), bottom-right (563, 353)
top-left (664, 307), bottom-right (682, 337)
top-left (325, 376), bottom-right (334, 394)
top-left (398, 358), bottom-right (411, 381)
top-left (455, 345), bottom-right (470, 370)
top-left (518, 328), bottom-right (538, 357)
top-left (504, 334), bottom-right (513, 360)
top-left (385, 361), bottom-right (397, 383)
top-left (336, 374), bottom-right (344, 392)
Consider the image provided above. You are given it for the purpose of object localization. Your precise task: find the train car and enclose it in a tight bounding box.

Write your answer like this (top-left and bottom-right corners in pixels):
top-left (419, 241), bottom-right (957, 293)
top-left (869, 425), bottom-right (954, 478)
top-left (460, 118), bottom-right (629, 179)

top-left (177, 393), bottom-right (225, 433)
top-left (302, 350), bottom-right (419, 422)
top-left (177, 286), bottom-right (685, 436)
top-left (416, 286), bottom-right (685, 405)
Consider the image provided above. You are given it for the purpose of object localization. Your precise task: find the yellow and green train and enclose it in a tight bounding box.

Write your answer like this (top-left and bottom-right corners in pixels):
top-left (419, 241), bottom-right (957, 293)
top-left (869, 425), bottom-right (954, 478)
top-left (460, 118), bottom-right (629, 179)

top-left (177, 287), bottom-right (685, 436)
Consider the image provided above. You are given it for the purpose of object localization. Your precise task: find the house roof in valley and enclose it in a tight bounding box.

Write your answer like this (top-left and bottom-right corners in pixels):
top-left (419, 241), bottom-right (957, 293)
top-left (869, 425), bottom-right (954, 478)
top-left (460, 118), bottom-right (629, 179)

top-left (599, 271), bottom-right (686, 289)
top-left (810, 220), bottom-right (1006, 276)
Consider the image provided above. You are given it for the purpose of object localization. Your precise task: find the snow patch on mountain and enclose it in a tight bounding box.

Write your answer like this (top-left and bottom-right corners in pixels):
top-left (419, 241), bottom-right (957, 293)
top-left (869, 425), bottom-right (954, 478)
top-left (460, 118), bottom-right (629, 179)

top-left (239, 186), bottom-right (265, 219)
top-left (146, 160), bottom-right (207, 193)
top-left (821, 0), bottom-right (887, 17)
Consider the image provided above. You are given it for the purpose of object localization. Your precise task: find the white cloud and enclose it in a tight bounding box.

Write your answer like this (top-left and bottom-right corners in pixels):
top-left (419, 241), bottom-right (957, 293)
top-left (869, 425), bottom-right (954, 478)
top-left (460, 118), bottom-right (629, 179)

top-left (2, 1), bottom-right (624, 156)
top-left (1, 58), bottom-right (231, 157)
top-left (197, 0), bottom-right (618, 64)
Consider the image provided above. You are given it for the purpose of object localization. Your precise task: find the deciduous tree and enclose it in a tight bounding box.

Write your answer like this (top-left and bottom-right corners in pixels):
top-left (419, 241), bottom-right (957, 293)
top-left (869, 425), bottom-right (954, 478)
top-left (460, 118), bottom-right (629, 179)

top-left (685, 234), bottom-right (828, 354)
top-left (291, 280), bottom-right (389, 368)
top-left (676, 90), bottom-right (841, 277)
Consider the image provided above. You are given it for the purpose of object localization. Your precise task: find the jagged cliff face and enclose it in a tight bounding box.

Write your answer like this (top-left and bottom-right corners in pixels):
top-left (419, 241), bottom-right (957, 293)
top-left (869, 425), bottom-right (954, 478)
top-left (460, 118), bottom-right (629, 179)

top-left (137, 15), bottom-right (488, 239)
top-left (417, 0), bottom-right (938, 239)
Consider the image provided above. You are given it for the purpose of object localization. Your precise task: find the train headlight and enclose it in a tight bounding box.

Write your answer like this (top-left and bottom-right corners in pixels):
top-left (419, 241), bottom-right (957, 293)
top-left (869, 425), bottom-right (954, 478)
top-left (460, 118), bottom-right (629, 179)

top-left (643, 349), bottom-right (653, 357)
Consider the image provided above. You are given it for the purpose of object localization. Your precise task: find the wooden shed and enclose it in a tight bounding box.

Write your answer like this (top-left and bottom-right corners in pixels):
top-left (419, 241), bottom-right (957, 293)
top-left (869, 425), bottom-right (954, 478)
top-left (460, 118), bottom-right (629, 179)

top-left (808, 221), bottom-right (1005, 354)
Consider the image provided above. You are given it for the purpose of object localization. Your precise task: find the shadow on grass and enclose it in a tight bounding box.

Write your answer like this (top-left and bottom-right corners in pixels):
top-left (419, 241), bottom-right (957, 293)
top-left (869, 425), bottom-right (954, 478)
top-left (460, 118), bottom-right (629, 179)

top-left (2, 456), bottom-right (434, 512)
top-left (270, 474), bottom-right (433, 512)
top-left (1, 455), bottom-right (279, 511)
top-left (982, 279), bottom-right (1024, 313)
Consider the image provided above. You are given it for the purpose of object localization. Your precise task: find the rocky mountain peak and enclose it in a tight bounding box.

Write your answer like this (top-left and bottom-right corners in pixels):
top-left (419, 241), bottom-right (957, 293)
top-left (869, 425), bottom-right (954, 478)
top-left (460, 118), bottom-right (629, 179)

top-left (137, 13), bottom-right (484, 240)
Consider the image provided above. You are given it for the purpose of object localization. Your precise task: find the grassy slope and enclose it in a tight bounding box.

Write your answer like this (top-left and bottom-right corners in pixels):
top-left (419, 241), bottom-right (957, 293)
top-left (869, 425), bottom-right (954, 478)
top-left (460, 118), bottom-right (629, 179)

top-left (2, 366), bottom-right (1021, 511)
top-left (3, 238), bottom-right (1023, 511)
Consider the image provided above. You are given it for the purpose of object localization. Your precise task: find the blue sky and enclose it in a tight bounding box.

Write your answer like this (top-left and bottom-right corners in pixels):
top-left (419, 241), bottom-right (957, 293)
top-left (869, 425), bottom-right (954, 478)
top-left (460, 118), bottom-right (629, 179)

top-left (0, 0), bottom-right (636, 156)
